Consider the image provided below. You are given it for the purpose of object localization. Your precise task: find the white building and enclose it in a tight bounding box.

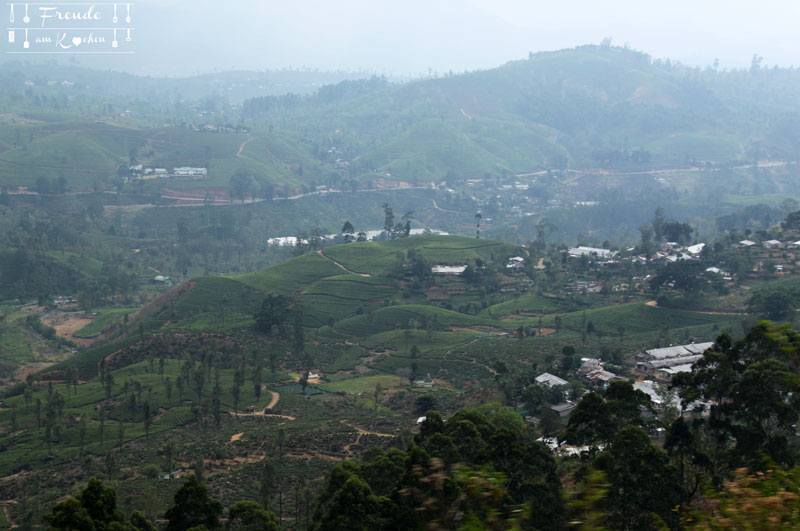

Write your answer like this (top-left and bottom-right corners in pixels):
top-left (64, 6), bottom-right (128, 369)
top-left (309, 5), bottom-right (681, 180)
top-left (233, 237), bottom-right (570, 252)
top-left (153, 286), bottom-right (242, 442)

top-left (535, 372), bottom-right (568, 388)
top-left (635, 342), bottom-right (713, 380)
top-left (567, 246), bottom-right (617, 259)
top-left (431, 265), bottom-right (467, 275)
top-left (174, 167), bottom-right (208, 177)
top-left (686, 243), bottom-right (706, 255)
top-left (506, 256), bottom-right (525, 269)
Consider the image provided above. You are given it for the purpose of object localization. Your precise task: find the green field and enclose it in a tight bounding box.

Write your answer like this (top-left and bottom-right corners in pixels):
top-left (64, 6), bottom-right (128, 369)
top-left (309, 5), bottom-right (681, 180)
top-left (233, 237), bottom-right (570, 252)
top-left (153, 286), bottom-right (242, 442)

top-left (482, 293), bottom-right (568, 317)
top-left (318, 374), bottom-right (407, 394)
top-left (234, 252), bottom-right (345, 294)
top-left (0, 358), bottom-right (288, 477)
top-left (541, 302), bottom-right (742, 336)
top-left (74, 307), bottom-right (137, 338)
top-left (644, 133), bottom-right (742, 163)
top-left (333, 304), bottom-right (491, 337)
top-left (321, 236), bottom-right (523, 276)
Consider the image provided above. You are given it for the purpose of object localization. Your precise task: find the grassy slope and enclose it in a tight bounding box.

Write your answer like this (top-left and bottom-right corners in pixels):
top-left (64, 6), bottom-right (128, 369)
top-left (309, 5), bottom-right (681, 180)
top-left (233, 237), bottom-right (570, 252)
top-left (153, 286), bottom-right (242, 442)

top-left (540, 301), bottom-right (741, 335)
top-left (5, 46), bottom-right (784, 194)
top-left (74, 308), bottom-right (137, 338)
top-left (321, 236), bottom-right (522, 275)
top-left (0, 359), bottom-right (288, 477)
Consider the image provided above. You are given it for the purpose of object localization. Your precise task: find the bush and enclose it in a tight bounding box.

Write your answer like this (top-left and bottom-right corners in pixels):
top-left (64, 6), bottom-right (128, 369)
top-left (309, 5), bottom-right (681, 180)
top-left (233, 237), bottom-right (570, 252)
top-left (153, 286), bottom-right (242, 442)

top-left (142, 464), bottom-right (161, 479)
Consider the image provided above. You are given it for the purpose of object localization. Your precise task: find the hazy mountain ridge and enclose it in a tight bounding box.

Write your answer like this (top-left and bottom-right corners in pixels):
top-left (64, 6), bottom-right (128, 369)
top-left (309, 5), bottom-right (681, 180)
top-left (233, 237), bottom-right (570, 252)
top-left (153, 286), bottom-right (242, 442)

top-left (2, 45), bottom-right (800, 192)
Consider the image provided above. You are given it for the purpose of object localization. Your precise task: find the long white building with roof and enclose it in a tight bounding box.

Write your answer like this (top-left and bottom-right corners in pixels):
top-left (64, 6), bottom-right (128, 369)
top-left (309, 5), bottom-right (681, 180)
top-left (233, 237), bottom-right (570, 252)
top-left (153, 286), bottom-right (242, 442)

top-left (635, 342), bottom-right (713, 381)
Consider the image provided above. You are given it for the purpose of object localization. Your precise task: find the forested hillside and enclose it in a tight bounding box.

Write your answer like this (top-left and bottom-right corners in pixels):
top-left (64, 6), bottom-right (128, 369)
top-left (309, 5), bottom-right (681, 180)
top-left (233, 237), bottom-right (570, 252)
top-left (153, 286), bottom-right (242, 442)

top-left (6, 44), bottom-right (800, 530)
top-left (4, 45), bottom-right (800, 194)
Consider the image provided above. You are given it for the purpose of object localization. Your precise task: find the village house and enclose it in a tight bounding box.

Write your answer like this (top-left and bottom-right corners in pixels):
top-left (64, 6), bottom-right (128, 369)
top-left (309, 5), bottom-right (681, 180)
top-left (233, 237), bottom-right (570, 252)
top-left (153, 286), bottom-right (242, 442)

top-left (431, 265), bottom-right (467, 275)
top-left (706, 267), bottom-right (733, 281)
top-left (584, 368), bottom-right (625, 388)
top-left (174, 167), bottom-right (208, 177)
top-left (576, 358), bottom-right (603, 378)
top-left (506, 256), bottom-right (525, 270)
top-left (685, 243), bottom-right (706, 255)
top-left (575, 358), bottom-right (625, 388)
top-left (535, 372), bottom-right (568, 388)
top-left (550, 402), bottom-right (577, 418)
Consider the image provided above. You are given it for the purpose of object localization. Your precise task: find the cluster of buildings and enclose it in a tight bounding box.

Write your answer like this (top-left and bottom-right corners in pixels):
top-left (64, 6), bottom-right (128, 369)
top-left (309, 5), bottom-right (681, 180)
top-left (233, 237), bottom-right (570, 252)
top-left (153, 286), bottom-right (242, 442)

top-left (738, 238), bottom-right (800, 249)
top-left (530, 340), bottom-right (714, 424)
top-left (128, 165), bottom-right (208, 179)
top-left (630, 241), bottom-right (707, 264)
top-left (567, 246), bottom-right (617, 259)
top-left (634, 342), bottom-right (713, 382)
top-left (180, 123), bottom-right (250, 134)
top-left (428, 255), bottom-right (528, 276)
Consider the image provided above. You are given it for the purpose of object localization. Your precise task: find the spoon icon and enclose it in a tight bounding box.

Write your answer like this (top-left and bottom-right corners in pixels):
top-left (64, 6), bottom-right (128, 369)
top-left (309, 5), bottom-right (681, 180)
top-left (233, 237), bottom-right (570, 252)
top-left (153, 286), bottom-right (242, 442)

top-left (9, 4), bottom-right (14, 24)
top-left (126, 28), bottom-right (131, 42)
top-left (126, 4), bottom-right (131, 23)
top-left (113, 4), bottom-right (118, 23)
top-left (112, 28), bottom-right (118, 48)
top-left (23, 3), bottom-right (29, 24)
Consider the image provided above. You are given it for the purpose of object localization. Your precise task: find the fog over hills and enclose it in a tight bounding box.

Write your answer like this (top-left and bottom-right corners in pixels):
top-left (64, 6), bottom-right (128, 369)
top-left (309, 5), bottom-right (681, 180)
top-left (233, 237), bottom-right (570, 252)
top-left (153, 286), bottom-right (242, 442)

top-left (3, 0), bottom-right (799, 76)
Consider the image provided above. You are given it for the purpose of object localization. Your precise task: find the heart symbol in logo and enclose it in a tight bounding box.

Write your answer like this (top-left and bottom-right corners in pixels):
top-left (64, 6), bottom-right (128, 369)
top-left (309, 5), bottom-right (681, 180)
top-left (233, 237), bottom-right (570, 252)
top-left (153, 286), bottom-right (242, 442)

top-left (72, 36), bottom-right (82, 47)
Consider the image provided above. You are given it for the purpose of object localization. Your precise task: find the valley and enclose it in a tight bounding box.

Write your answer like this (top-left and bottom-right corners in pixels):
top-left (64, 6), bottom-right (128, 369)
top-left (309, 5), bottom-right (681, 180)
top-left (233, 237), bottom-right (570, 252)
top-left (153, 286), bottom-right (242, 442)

top-left (3, 43), bottom-right (800, 529)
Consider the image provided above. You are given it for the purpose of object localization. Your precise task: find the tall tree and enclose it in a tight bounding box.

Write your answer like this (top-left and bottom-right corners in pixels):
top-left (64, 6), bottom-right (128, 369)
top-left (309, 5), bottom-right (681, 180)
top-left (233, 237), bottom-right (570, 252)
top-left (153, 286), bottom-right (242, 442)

top-left (341, 220), bottom-right (355, 243)
top-left (165, 476), bottom-right (223, 531)
top-left (382, 203), bottom-right (394, 237)
top-left (293, 303), bottom-right (305, 357)
top-left (260, 459), bottom-right (276, 510)
top-left (227, 501), bottom-right (279, 531)
top-left (673, 324), bottom-right (800, 476)
top-left (594, 427), bottom-right (682, 530)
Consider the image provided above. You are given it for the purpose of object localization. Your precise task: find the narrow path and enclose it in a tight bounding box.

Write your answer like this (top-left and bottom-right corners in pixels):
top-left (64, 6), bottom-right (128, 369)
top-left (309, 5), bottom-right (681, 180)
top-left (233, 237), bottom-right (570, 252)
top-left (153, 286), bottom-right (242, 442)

top-left (644, 300), bottom-right (745, 315)
top-left (316, 250), bottom-right (371, 277)
top-left (265, 391), bottom-right (280, 409)
top-left (159, 184), bottom-right (434, 208)
top-left (432, 199), bottom-right (460, 214)
top-left (236, 135), bottom-right (253, 158)
top-left (517, 161), bottom-right (788, 180)
top-left (343, 432), bottom-right (363, 455)
top-left (228, 392), bottom-right (289, 419)
top-left (340, 420), bottom-right (394, 438)
top-left (229, 410), bottom-right (296, 420)
top-left (341, 421), bottom-right (394, 455)
top-left (2, 500), bottom-right (17, 529)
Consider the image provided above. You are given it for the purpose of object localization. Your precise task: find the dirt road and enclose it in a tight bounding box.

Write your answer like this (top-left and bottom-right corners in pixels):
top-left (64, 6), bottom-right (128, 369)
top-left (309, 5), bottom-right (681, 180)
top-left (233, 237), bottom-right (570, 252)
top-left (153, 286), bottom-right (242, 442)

top-left (317, 250), bottom-right (371, 277)
top-left (228, 392), bottom-right (295, 420)
top-left (265, 391), bottom-right (280, 409)
top-left (41, 313), bottom-right (95, 346)
top-left (236, 135), bottom-right (253, 158)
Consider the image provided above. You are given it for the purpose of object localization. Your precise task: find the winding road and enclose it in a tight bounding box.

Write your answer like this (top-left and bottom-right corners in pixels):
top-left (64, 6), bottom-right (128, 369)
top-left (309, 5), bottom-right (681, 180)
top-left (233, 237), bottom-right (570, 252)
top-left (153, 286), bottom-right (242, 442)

top-left (317, 250), bottom-right (371, 277)
top-left (236, 135), bottom-right (253, 158)
top-left (228, 391), bottom-right (295, 419)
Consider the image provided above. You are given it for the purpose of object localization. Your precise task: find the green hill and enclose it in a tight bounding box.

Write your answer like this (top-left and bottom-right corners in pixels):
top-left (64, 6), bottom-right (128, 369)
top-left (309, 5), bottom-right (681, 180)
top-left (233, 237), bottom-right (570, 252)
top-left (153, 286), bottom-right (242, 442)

top-left (128, 235), bottom-right (522, 334)
top-left (6, 45), bottom-right (800, 193)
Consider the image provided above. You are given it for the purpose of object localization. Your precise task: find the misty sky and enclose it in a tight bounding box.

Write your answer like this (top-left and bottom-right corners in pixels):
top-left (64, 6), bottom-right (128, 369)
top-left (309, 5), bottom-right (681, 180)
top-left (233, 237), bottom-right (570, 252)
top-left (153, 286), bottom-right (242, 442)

top-left (9, 0), bottom-right (800, 75)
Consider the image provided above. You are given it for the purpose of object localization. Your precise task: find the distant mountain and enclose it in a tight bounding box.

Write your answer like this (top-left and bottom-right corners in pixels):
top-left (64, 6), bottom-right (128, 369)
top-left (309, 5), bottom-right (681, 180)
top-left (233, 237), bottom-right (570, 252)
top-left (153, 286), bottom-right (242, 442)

top-left (241, 45), bottom-right (800, 179)
top-left (3, 45), bottom-right (800, 192)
